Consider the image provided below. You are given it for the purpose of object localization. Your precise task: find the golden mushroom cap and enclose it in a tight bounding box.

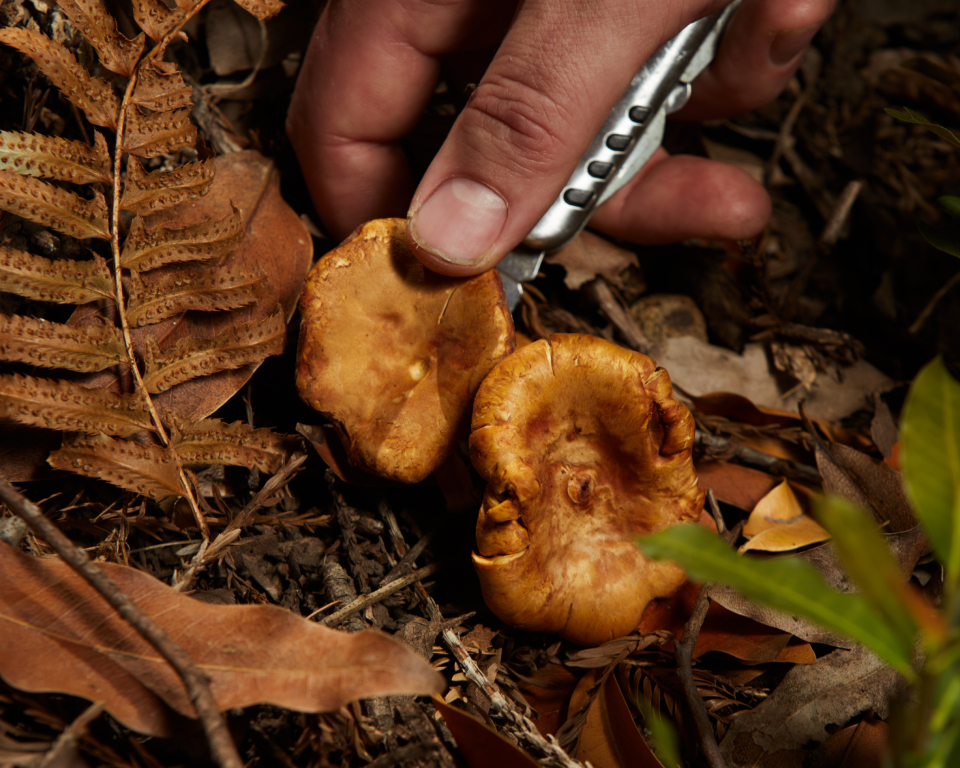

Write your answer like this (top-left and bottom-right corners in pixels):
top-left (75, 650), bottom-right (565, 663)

top-left (469, 333), bottom-right (704, 645)
top-left (296, 218), bottom-right (515, 483)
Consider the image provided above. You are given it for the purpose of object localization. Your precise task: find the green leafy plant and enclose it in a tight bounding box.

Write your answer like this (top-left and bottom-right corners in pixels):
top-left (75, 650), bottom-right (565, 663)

top-left (639, 356), bottom-right (960, 766)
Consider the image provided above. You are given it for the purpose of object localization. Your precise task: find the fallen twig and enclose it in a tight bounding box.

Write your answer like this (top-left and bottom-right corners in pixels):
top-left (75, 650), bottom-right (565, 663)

top-left (695, 429), bottom-right (821, 483)
top-left (322, 562), bottom-right (441, 628)
top-left (0, 478), bottom-right (242, 768)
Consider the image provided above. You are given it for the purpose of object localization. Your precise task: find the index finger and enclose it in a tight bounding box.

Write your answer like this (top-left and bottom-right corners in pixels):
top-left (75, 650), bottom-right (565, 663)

top-left (286, 0), bottom-right (512, 240)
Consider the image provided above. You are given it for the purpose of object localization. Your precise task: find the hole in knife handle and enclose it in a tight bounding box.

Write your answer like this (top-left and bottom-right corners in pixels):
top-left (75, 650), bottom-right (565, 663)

top-left (587, 161), bottom-right (613, 179)
top-left (628, 106), bottom-right (651, 124)
top-left (563, 188), bottom-right (595, 208)
top-left (606, 134), bottom-right (633, 152)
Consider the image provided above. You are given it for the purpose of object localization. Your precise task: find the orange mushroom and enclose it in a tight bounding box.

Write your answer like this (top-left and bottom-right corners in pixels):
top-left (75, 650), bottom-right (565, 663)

top-left (469, 333), bottom-right (703, 645)
top-left (296, 219), bottom-right (514, 483)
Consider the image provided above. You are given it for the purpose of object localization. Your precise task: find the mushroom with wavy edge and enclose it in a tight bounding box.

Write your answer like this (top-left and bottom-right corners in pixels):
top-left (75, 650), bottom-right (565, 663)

top-left (296, 218), bottom-right (515, 484)
top-left (469, 333), bottom-right (704, 646)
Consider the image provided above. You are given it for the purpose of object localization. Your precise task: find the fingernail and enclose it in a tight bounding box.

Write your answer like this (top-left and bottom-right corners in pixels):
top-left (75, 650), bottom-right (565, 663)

top-left (770, 24), bottom-right (819, 67)
top-left (410, 178), bottom-right (507, 265)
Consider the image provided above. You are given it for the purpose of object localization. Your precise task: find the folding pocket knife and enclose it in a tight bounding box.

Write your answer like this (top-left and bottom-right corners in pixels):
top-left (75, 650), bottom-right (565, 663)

top-left (497, 0), bottom-right (742, 310)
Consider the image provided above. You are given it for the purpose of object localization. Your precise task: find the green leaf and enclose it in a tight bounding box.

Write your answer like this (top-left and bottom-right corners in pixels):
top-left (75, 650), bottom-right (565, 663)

top-left (919, 221), bottom-right (960, 259)
top-left (637, 525), bottom-right (916, 676)
top-left (901, 357), bottom-right (960, 593)
top-left (885, 107), bottom-right (960, 148)
top-left (940, 196), bottom-right (960, 223)
top-left (816, 496), bottom-right (918, 649)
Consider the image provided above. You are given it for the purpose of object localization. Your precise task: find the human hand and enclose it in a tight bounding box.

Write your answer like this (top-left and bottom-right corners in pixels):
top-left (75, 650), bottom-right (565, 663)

top-left (287, 0), bottom-right (836, 276)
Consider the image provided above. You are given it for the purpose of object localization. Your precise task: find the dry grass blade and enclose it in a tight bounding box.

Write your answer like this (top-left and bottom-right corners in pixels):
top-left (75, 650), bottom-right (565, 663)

top-left (0, 373), bottom-right (154, 437)
top-left (121, 206), bottom-right (243, 271)
top-left (0, 28), bottom-right (118, 128)
top-left (48, 433), bottom-right (183, 499)
top-left (126, 265), bottom-right (268, 327)
top-left (120, 159), bottom-right (214, 216)
top-left (167, 411), bottom-right (292, 474)
top-left (0, 314), bottom-right (126, 372)
top-left (0, 131), bottom-right (111, 184)
top-left (55, 0), bottom-right (145, 77)
top-left (0, 171), bottom-right (110, 240)
top-left (131, 61), bottom-right (193, 111)
top-left (142, 309), bottom-right (285, 392)
top-left (0, 249), bottom-right (114, 303)
top-left (122, 108), bottom-right (197, 158)
top-left (232, 0), bottom-right (286, 20)
top-left (130, 0), bottom-right (187, 42)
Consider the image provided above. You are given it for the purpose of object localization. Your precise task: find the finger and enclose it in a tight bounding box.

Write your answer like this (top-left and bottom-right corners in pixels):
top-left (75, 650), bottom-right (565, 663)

top-left (589, 149), bottom-right (771, 244)
top-left (678, 0), bottom-right (838, 121)
top-left (407, 0), bottom-right (732, 276)
top-left (286, 0), bottom-right (511, 240)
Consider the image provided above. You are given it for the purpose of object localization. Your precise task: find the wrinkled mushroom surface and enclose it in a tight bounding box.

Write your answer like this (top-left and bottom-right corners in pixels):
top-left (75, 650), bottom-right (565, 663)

top-left (296, 218), bottom-right (514, 483)
top-left (470, 333), bottom-right (703, 645)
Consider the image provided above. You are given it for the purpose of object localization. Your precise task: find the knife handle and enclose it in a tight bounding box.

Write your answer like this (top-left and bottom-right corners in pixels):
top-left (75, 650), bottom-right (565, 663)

top-left (521, 0), bottom-right (742, 253)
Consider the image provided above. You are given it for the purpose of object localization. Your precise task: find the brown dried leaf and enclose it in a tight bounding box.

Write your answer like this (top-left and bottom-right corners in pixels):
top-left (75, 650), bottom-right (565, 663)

top-left (232, 0), bottom-right (285, 21)
top-left (0, 130), bottom-right (111, 184)
top-left (70, 150), bottom-right (312, 424)
top-left (0, 248), bottom-right (114, 304)
top-left (0, 543), bottom-right (445, 736)
top-left (120, 158), bottom-right (214, 217)
top-left (131, 0), bottom-right (186, 42)
top-left (545, 231), bottom-right (640, 291)
top-left (122, 107), bottom-right (196, 159)
top-left (121, 207), bottom-right (243, 272)
top-left (126, 264), bottom-right (268, 327)
top-left (143, 309), bottom-right (284, 392)
top-left (56, 0), bottom-right (145, 77)
top-left (0, 314), bottom-right (125, 372)
top-left (433, 696), bottom-right (540, 768)
top-left (167, 411), bottom-right (291, 473)
top-left (0, 170), bottom-right (110, 240)
top-left (740, 480), bottom-right (831, 553)
top-left (0, 374), bottom-right (153, 437)
top-left (129, 60), bottom-right (192, 111)
top-left (0, 28), bottom-right (118, 128)
top-left (47, 433), bottom-right (181, 498)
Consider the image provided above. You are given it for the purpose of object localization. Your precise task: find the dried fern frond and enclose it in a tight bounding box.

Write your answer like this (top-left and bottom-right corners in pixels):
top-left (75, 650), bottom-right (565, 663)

top-left (142, 309), bottom-right (284, 392)
top-left (48, 433), bottom-right (183, 499)
top-left (0, 248), bottom-right (114, 304)
top-left (167, 411), bottom-right (291, 474)
top-left (120, 158), bottom-right (214, 217)
top-left (0, 170), bottom-right (110, 240)
top-left (233, 0), bottom-right (286, 21)
top-left (131, 0), bottom-right (187, 43)
top-left (0, 131), bottom-right (112, 185)
top-left (0, 314), bottom-right (125, 372)
top-left (126, 265), bottom-right (268, 327)
top-left (56, 0), bottom-right (145, 77)
top-left (0, 373), bottom-right (154, 437)
top-left (131, 61), bottom-right (193, 112)
top-left (121, 207), bottom-right (243, 272)
top-left (0, 28), bottom-right (118, 129)
top-left (122, 107), bottom-right (196, 158)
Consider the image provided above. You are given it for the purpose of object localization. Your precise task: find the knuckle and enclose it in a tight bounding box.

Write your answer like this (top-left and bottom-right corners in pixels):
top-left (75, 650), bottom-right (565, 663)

top-left (461, 72), bottom-right (575, 176)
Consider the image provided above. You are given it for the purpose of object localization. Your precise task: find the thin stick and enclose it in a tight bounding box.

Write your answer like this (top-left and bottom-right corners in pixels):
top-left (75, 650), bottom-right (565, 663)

top-left (0, 478), bottom-right (242, 768)
top-left (322, 562), bottom-right (440, 628)
top-left (909, 270), bottom-right (960, 335)
top-left (695, 429), bottom-right (820, 482)
top-left (819, 180), bottom-right (863, 249)
top-left (675, 585), bottom-right (726, 768)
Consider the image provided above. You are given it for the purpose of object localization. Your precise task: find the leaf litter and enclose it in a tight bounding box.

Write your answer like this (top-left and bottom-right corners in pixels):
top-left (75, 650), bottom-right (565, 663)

top-left (0, 0), bottom-right (957, 766)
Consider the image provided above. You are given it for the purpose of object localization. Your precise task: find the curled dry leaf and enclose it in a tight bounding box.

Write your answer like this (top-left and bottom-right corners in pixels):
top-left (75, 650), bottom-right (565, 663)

top-left (0, 249), bottom-right (114, 304)
top-left (545, 230), bottom-right (640, 292)
top-left (120, 159), bottom-right (213, 218)
top-left (0, 314), bottom-right (125, 372)
top-left (0, 542), bottom-right (444, 737)
top-left (55, 0), bottom-right (145, 77)
top-left (0, 130), bottom-right (112, 184)
top-left (740, 480), bottom-right (830, 554)
top-left (0, 374), bottom-right (154, 438)
top-left (432, 696), bottom-right (540, 768)
top-left (0, 28), bottom-right (118, 128)
top-left (48, 433), bottom-right (182, 499)
top-left (0, 170), bottom-right (110, 240)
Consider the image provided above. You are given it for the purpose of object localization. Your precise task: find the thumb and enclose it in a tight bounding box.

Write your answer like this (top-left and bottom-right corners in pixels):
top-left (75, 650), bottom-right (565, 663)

top-left (408, 0), bottom-right (719, 276)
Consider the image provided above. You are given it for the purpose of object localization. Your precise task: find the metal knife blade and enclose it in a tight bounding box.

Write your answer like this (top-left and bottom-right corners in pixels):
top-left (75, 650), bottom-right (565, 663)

top-left (498, 0), bottom-right (742, 310)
